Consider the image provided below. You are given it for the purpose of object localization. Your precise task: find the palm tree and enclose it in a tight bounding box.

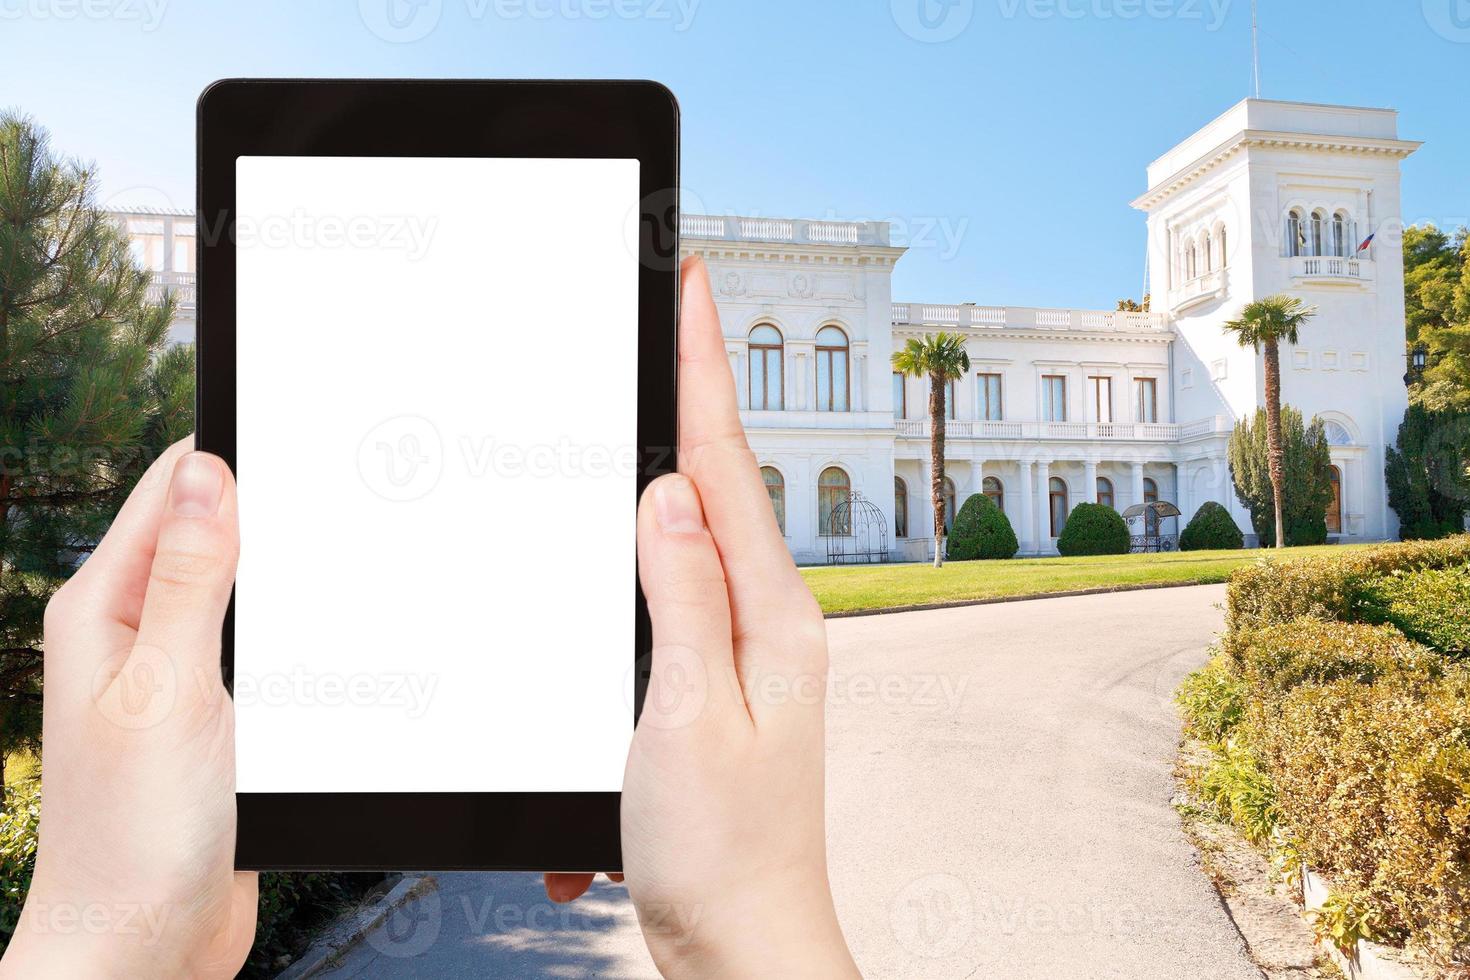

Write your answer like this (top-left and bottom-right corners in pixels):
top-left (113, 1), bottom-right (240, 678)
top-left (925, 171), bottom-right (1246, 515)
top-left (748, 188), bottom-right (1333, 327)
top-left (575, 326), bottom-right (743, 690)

top-left (892, 333), bottom-right (971, 567)
top-left (1222, 295), bottom-right (1317, 549)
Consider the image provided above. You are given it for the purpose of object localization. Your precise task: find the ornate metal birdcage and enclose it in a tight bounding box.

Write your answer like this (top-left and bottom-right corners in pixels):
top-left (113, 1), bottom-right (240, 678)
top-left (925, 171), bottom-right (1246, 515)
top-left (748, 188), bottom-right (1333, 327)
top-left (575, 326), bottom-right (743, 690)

top-left (1123, 500), bottom-right (1183, 553)
top-left (825, 491), bottom-right (890, 565)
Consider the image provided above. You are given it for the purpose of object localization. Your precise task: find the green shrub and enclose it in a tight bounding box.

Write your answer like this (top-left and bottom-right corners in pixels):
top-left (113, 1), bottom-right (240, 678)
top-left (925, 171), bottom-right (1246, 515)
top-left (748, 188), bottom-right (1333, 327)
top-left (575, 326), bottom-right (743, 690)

top-left (1227, 405), bottom-right (1335, 547)
top-left (1179, 501), bottom-right (1244, 551)
top-left (1056, 502), bottom-right (1129, 556)
top-left (0, 772), bottom-right (380, 973)
top-left (946, 493), bottom-right (1018, 561)
top-left (1175, 655), bottom-right (1246, 741)
top-left (1282, 513), bottom-right (1329, 547)
top-left (1198, 741), bottom-right (1278, 844)
top-left (1224, 534), bottom-right (1470, 643)
top-left (0, 779), bottom-right (40, 952)
top-left (1355, 564), bottom-right (1470, 658)
top-left (1250, 666), bottom-right (1470, 964)
top-left (1216, 537), bottom-right (1470, 967)
top-left (247, 872), bottom-right (385, 977)
top-left (1229, 619), bottom-right (1441, 701)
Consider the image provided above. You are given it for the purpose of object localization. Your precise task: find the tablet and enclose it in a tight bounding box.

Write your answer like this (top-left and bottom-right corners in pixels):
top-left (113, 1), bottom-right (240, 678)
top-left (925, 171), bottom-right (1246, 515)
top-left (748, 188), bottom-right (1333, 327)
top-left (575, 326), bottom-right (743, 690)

top-left (197, 79), bottom-right (679, 871)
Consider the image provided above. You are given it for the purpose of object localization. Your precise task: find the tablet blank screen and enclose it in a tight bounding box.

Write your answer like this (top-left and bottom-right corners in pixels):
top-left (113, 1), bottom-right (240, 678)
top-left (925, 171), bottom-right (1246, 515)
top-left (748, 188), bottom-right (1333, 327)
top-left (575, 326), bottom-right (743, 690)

top-left (233, 156), bottom-right (640, 793)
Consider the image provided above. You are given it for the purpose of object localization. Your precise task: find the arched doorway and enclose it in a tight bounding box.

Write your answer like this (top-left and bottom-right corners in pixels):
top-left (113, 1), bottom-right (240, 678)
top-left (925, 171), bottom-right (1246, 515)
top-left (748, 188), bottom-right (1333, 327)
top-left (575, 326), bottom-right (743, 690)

top-left (1327, 466), bottom-right (1343, 534)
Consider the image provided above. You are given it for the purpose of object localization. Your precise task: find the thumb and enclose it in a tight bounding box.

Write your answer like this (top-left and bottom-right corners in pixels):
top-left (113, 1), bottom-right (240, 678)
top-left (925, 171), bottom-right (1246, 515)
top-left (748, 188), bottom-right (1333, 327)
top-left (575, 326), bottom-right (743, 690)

top-left (131, 452), bottom-right (239, 693)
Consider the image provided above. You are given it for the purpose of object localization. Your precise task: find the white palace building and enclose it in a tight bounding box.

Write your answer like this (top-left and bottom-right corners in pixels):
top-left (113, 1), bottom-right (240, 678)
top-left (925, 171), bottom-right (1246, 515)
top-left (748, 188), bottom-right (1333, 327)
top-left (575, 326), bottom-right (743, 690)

top-left (117, 98), bottom-right (1419, 564)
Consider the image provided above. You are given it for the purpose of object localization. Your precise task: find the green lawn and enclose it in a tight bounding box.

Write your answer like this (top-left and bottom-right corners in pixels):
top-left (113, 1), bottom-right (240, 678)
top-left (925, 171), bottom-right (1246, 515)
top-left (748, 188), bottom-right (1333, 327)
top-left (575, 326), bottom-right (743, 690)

top-left (801, 544), bottom-right (1380, 615)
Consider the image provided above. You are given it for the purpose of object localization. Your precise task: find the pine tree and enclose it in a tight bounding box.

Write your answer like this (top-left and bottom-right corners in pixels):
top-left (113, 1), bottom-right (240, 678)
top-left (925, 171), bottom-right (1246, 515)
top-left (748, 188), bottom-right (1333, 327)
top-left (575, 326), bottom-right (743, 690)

top-left (0, 112), bottom-right (193, 794)
top-left (1385, 404), bottom-right (1470, 540)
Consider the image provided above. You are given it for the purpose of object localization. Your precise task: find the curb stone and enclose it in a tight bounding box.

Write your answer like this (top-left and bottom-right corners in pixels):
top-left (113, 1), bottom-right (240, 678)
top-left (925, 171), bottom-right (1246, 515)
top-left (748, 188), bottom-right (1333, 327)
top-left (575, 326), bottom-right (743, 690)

top-left (1300, 866), bottom-right (1422, 980)
top-left (276, 874), bottom-right (438, 979)
top-left (822, 578), bottom-right (1216, 619)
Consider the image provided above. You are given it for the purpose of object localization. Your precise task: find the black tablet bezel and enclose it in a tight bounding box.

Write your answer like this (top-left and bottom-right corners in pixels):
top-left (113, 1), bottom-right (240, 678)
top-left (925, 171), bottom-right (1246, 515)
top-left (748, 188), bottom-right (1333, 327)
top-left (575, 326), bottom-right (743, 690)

top-left (197, 78), bottom-right (679, 872)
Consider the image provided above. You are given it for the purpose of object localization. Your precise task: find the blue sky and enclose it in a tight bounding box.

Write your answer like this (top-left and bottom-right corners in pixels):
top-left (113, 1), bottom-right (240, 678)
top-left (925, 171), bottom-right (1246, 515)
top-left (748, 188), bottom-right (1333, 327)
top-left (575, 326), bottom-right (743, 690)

top-left (2, 0), bottom-right (1466, 308)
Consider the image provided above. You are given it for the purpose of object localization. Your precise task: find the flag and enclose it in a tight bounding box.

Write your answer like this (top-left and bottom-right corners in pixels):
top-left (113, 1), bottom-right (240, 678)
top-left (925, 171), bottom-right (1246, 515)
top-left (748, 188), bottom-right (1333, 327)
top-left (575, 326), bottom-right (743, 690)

top-left (1357, 232), bottom-right (1375, 253)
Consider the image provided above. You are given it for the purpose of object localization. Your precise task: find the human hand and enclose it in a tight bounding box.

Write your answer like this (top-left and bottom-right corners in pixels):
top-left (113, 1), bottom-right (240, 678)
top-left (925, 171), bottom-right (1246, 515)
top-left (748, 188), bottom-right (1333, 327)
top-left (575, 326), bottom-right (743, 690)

top-left (546, 257), bottom-right (860, 978)
top-left (1, 442), bottom-right (256, 978)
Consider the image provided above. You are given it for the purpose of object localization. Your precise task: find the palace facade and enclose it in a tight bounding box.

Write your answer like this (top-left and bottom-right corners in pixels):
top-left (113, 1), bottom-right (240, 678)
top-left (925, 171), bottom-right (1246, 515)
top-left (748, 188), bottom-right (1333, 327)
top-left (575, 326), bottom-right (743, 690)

top-left (117, 97), bottom-right (1419, 564)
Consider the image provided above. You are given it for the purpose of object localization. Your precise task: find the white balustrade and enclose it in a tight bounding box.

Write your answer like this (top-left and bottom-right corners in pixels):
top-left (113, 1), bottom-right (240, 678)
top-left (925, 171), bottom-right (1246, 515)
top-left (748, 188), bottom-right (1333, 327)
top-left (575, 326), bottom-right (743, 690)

top-left (892, 417), bottom-right (1229, 444)
top-left (146, 272), bottom-right (196, 309)
top-left (1289, 255), bottom-right (1372, 282)
top-left (891, 303), bottom-right (1168, 333)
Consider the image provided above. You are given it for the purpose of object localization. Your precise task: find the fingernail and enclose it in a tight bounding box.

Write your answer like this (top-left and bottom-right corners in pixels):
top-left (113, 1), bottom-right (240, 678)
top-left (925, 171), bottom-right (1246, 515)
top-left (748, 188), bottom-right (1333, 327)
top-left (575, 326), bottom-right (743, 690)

top-left (654, 475), bottom-right (705, 534)
top-left (169, 453), bottom-right (224, 518)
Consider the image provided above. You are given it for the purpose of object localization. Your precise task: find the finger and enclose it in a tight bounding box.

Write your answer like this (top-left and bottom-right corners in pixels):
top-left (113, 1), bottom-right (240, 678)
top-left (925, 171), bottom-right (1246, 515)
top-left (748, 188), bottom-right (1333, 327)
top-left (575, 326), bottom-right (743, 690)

top-left (132, 452), bottom-right (239, 682)
top-left (636, 473), bottom-right (745, 727)
top-left (676, 257), bottom-right (823, 660)
top-left (545, 873), bottom-right (594, 904)
top-left (606, 873), bottom-right (625, 884)
top-left (47, 436), bottom-right (195, 640)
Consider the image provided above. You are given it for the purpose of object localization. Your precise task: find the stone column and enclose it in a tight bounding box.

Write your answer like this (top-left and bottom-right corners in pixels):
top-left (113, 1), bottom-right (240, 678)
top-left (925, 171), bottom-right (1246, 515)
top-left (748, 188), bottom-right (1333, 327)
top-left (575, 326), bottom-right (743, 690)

top-left (969, 459), bottom-right (984, 500)
top-left (1017, 460), bottom-right (1034, 556)
top-left (1130, 462), bottom-right (1145, 509)
top-left (729, 349), bottom-right (745, 410)
top-left (162, 215), bottom-right (175, 274)
top-left (1083, 459), bottom-right (1098, 504)
top-left (919, 455), bottom-right (937, 560)
top-left (1036, 460), bottom-right (1052, 545)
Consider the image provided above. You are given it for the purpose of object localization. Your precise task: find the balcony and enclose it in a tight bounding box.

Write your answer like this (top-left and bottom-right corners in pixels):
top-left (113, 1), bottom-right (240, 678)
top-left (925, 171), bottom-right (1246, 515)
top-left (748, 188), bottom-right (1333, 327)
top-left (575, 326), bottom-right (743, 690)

top-left (146, 272), bottom-right (196, 311)
top-left (1289, 255), bottom-right (1374, 285)
top-left (1168, 267), bottom-right (1227, 313)
top-left (891, 303), bottom-right (1167, 334)
top-left (894, 417), bottom-right (1231, 443)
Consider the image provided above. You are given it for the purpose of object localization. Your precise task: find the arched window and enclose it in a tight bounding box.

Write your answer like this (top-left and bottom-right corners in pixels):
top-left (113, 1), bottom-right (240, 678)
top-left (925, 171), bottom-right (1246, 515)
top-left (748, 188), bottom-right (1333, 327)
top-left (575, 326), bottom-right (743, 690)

top-left (815, 326), bottom-right (850, 413)
top-left (818, 467), bottom-right (850, 536)
top-left (894, 476), bottom-right (909, 539)
top-left (983, 476), bottom-right (1004, 514)
top-left (1323, 420), bottom-right (1354, 446)
top-left (1310, 210), bottom-right (1327, 257)
top-left (1048, 478), bottom-right (1068, 537)
top-left (1327, 466), bottom-right (1343, 534)
top-left (1143, 477), bottom-right (1160, 536)
top-left (1185, 243), bottom-right (1197, 280)
top-left (942, 477), bottom-right (957, 533)
top-left (1202, 232), bottom-right (1213, 273)
top-left (1097, 477), bottom-right (1115, 510)
top-left (748, 324), bottom-right (784, 411)
top-left (1332, 213), bottom-right (1348, 258)
top-left (761, 466), bottom-right (786, 534)
top-left (1286, 209), bottom-right (1304, 257)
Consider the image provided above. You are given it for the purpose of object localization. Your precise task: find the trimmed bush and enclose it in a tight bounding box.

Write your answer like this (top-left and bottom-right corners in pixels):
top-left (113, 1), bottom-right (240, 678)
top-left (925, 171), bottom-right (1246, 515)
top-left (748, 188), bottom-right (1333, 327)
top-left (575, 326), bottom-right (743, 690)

top-left (946, 493), bottom-right (1018, 561)
top-left (1055, 502), bottom-right (1129, 556)
top-left (1229, 619), bottom-right (1443, 703)
top-left (1249, 663), bottom-right (1470, 963)
top-left (1179, 501), bottom-right (1244, 552)
top-left (1355, 564), bottom-right (1470, 658)
top-left (1192, 535), bottom-right (1470, 967)
top-left (1224, 534), bottom-right (1470, 643)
